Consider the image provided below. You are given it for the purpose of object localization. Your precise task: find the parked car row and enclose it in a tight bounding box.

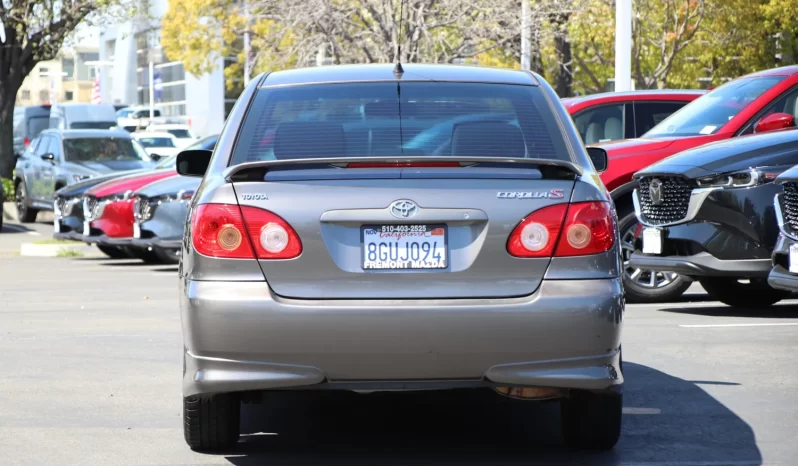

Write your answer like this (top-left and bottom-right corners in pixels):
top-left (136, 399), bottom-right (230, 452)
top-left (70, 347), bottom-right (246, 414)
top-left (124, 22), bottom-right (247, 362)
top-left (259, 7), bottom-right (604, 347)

top-left (51, 135), bottom-right (218, 263)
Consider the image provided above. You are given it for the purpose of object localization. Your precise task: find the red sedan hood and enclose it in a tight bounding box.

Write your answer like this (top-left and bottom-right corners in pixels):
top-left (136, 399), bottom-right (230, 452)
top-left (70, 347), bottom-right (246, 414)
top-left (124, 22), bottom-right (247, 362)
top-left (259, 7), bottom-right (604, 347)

top-left (593, 137), bottom-right (680, 156)
top-left (86, 169), bottom-right (178, 198)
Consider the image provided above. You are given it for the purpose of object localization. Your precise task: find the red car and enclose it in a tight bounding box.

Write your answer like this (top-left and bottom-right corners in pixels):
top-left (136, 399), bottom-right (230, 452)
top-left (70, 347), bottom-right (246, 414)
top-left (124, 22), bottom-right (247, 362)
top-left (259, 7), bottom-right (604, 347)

top-left (593, 65), bottom-right (798, 302)
top-left (81, 169), bottom-right (178, 261)
top-left (562, 89), bottom-right (705, 144)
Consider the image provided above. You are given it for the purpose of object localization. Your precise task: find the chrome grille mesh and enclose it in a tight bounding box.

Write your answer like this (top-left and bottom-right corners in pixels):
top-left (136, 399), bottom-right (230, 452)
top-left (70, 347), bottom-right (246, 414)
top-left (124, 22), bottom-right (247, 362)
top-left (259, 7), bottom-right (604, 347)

top-left (638, 176), bottom-right (694, 225)
top-left (782, 182), bottom-right (798, 232)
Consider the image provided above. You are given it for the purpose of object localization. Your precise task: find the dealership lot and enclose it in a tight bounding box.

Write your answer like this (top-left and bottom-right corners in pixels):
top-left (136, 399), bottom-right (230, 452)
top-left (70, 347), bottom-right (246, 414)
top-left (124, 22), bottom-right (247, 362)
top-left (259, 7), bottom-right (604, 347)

top-left (1, 250), bottom-right (797, 465)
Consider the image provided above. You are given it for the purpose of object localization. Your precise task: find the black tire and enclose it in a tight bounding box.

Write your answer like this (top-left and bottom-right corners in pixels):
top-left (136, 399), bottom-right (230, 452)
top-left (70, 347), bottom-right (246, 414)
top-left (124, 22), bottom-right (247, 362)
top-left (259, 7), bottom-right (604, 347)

top-left (97, 245), bottom-right (131, 259)
top-left (699, 277), bottom-right (790, 308)
top-left (617, 206), bottom-right (692, 303)
top-left (153, 247), bottom-right (180, 265)
top-left (184, 393), bottom-right (241, 451)
top-left (561, 391), bottom-right (622, 451)
top-left (15, 180), bottom-right (38, 223)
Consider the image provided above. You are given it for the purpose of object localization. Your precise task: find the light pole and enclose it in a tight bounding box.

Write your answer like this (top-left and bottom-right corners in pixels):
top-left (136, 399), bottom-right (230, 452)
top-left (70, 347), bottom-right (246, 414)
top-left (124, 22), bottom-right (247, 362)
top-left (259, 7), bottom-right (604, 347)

top-left (243, 0), bottom-right (251, 86)
top-left (521, 0), bottom-right (530, 71)
top-left (614, 0), bottom-right (633, 91)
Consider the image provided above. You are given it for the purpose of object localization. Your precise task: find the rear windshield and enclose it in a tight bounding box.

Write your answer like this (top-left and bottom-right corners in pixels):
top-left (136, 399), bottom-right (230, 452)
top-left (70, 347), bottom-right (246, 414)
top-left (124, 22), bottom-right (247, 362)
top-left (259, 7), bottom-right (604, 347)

top-left (230, 82), bottom-right (571, 165)
top-left (137, 137), bottom-right (176, 148)
top-left (27, 117), bottom-right (49, 139)
top-left (64, 138), bottom-right (150, 162)
top-left (167, 129), bottom-right (192, 138)
top-left (71, 121), bottom-right (118, 130)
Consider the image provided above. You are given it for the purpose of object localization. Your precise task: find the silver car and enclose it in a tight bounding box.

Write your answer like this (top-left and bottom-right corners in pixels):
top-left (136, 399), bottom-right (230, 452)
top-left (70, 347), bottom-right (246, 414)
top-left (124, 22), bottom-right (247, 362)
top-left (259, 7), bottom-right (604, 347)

top-left (177, 64), bottom-right (624, 451)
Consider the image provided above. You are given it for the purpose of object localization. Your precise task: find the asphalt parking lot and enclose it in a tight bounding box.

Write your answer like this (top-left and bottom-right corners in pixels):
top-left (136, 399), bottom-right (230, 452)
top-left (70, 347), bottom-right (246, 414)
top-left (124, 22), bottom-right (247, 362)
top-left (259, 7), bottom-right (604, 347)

top-left (2, 221), bottom-right (798, 465)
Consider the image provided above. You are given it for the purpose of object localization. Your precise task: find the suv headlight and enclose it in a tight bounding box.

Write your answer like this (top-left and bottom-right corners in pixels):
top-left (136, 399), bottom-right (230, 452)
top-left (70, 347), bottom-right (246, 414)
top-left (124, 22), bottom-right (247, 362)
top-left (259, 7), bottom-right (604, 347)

top-left (696, 168), bottom-right (784, 189)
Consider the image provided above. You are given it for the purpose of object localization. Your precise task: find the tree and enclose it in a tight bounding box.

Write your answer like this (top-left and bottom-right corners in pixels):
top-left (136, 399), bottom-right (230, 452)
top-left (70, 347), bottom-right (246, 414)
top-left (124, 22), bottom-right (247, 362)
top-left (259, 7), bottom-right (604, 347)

top-left (0, 0), bottom-right (137, 179)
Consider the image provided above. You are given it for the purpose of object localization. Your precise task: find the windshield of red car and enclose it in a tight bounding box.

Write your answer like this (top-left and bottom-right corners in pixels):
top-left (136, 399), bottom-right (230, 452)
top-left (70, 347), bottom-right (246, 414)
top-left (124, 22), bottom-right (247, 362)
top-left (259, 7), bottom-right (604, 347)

top-left (643, 76), bottom-right (786, 137)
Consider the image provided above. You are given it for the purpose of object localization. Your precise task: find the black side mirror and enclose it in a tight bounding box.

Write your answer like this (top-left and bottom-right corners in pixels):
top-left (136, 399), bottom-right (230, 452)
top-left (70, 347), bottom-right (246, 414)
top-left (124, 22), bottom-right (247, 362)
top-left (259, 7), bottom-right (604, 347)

top-left (41, 153), bottom-right (55, 163)
top-left (176, 149), bottom-right (213, 177)
top-left (150, 153), bottom-right (162, 161)
top-left (586, 147), bottom-right (608, 173)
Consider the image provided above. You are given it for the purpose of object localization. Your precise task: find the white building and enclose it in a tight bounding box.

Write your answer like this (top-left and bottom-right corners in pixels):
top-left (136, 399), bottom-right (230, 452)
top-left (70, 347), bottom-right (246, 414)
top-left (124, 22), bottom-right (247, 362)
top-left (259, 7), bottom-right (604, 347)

top-left (97, 0), bottom-right (234, 137)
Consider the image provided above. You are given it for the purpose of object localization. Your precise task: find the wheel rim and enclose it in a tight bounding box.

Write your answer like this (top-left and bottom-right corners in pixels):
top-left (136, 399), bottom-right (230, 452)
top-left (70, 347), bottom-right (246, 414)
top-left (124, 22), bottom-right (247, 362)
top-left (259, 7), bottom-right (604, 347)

top-left (620, 219), bottom-right (680, 289)
top-left (15, 184), bottom-right (26, 216)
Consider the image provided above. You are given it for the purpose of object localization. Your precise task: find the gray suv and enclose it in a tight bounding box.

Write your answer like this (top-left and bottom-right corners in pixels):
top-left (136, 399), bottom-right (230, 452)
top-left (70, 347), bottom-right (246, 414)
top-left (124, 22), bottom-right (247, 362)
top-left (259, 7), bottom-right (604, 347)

top-left (177, 64), bottom-right (624, 452)
top-left (14, 129), bottom-right (155, 222)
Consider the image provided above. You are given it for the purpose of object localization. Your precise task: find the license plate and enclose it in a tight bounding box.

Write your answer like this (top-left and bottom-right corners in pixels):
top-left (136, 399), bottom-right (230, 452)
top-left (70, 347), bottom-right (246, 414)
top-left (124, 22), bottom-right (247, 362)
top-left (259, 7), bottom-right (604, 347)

top-left (54, 218), bottom-right (60, 233)
top-left (133, 221), bottom-right (141, 239)
top-left (790, 244), bottom-right (798, 274)
top-left (83, 220), bottom-right (90, 236)
top-left (362, 224), bottom-right (447, 270)
top-left (642, 227), bottom-right (663, 255)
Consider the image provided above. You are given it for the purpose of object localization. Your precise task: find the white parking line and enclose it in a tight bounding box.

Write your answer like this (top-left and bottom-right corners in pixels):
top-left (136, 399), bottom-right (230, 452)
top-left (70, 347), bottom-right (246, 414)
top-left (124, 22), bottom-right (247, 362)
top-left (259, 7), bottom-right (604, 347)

top-left (623, 407), bottom-right (661, 414)
top-left (679, 322), bottom-right (798, 328)
top-left (27, 231), bottom-right (42, 236)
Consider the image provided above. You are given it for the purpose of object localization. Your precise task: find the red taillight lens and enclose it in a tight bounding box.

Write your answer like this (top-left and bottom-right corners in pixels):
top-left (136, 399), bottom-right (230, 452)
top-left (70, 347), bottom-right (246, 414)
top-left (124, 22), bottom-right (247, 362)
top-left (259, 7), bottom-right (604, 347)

top-left (507, 204), bottom-right (568, 257)
top-left (507, 202), bottom-right (615, 258)
top-left (191, 204), bottom-right (302, 259)
top-left (239, 206), bottom-right (302, 259)
top-left (554, 202), bottom-right (615, 256)
top-left (24, 137), bottom-right (30, 147)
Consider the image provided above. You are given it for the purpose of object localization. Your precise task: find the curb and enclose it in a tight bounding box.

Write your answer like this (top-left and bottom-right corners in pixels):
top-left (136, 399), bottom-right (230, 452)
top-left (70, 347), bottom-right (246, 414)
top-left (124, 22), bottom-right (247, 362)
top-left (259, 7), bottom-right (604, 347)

top-left (20, 242), bottom-right (101, 258)
top-left (3, 202), bottom-right (19, 223)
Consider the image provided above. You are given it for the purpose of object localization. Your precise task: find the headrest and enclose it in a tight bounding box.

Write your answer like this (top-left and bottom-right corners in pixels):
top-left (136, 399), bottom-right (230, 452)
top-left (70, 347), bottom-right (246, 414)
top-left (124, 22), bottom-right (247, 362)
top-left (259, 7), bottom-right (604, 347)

top-left (273, 121), bottom-right (346, 159)
top-left (451, 121), bottom-right (526, 158)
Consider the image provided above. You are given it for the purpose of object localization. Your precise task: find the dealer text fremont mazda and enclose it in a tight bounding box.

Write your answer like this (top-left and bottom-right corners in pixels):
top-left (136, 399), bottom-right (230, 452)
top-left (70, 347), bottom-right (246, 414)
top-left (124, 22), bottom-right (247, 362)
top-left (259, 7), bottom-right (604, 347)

top-left (177, 65), bottom-right (624, 452)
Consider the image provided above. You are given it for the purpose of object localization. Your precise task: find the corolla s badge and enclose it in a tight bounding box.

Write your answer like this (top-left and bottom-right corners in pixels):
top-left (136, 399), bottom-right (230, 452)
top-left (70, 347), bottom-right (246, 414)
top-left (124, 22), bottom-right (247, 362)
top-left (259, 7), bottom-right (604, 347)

top-left (649, 178), bottom-right (664, 206)
top-left (497, 190), bottom-right (564, 199)
top-left (389, 200), bottom-right (419, 218)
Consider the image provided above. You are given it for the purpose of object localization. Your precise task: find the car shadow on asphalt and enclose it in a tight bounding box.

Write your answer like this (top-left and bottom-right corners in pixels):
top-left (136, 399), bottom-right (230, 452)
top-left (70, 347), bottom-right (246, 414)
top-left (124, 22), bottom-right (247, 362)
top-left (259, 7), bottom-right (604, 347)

top-left (656, 302), bottom-right (798, 318)
top-left (212, 363), bottom-right (762, 465)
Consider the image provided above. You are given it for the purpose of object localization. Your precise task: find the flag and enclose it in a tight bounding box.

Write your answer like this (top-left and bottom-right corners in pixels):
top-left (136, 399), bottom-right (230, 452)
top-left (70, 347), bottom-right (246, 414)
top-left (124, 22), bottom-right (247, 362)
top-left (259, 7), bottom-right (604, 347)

top-left (91, 72), bottom-right (101, 104)
top-left (49, 78), bottom-right (56, 105)
top-left (153, 70), bottom-right (163, 102)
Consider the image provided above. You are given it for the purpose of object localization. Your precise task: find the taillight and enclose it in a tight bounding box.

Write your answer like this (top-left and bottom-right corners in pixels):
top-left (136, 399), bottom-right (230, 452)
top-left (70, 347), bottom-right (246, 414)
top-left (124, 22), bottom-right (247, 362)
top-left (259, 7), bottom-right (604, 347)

top-left (24, 137), bottom-right (30, 147)
top-left (191, 204), bottom-right (302, 259)
top-left (554, 202), bottom-right (615, 256)
top-left (507, 204), bottom-right (568, 258)
top-left (507, 202), bottom-right (615, 258)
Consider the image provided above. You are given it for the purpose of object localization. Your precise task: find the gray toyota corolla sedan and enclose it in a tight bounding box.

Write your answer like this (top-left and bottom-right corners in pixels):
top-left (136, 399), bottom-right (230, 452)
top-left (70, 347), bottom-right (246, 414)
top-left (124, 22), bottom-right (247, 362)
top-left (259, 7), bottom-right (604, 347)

top-left (177, 64), bottom-right (624, 452)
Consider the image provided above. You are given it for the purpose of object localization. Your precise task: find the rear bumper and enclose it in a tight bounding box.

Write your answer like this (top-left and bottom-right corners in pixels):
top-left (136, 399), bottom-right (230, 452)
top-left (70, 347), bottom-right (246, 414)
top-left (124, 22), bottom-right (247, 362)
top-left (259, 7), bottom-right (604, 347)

top-left (181, 278), bottom-right (624, 397)
top-left (629, 252), bottom-right (771, 278)
top-left (54, 231), bottom-right (84, 242)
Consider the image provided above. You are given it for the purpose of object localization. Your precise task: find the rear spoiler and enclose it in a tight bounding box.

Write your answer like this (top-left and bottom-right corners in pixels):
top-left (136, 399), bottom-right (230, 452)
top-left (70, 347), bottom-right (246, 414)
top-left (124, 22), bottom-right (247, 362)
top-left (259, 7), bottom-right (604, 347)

top-left (223, 156), bottom-right (583, 182)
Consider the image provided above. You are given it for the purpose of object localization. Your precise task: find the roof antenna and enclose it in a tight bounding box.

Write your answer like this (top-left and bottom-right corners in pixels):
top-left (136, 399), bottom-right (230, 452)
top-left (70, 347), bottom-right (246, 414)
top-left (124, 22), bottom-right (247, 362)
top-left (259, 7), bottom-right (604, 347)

top-left (393, 0), bottom-right (404, 78)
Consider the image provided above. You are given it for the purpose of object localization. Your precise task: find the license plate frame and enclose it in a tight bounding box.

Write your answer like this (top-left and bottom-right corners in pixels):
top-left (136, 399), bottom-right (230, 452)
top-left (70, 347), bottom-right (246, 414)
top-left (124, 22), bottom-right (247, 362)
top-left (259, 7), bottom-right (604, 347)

top-left (642, 227), bottom-right (663, 255)
top-left (361, 224), bottom-right (448, 270)
top-left (789, 244), bottom-right (798, 274)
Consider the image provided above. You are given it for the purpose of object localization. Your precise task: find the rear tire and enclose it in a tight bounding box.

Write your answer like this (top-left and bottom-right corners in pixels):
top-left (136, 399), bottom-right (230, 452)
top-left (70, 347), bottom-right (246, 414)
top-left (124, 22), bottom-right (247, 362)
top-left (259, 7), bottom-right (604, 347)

top-left (97, 245), bottom-right (130, 259)
top-left (184, 393), bottom-right (241, 451)
top-left (15, 181), bottom-right (38, 223)
top-left (617, 206), bottom-right (691, 303)
top-left (561, 391), bottom-right (622, 451)
top-left (699, 277), bottom-right (789, 308)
